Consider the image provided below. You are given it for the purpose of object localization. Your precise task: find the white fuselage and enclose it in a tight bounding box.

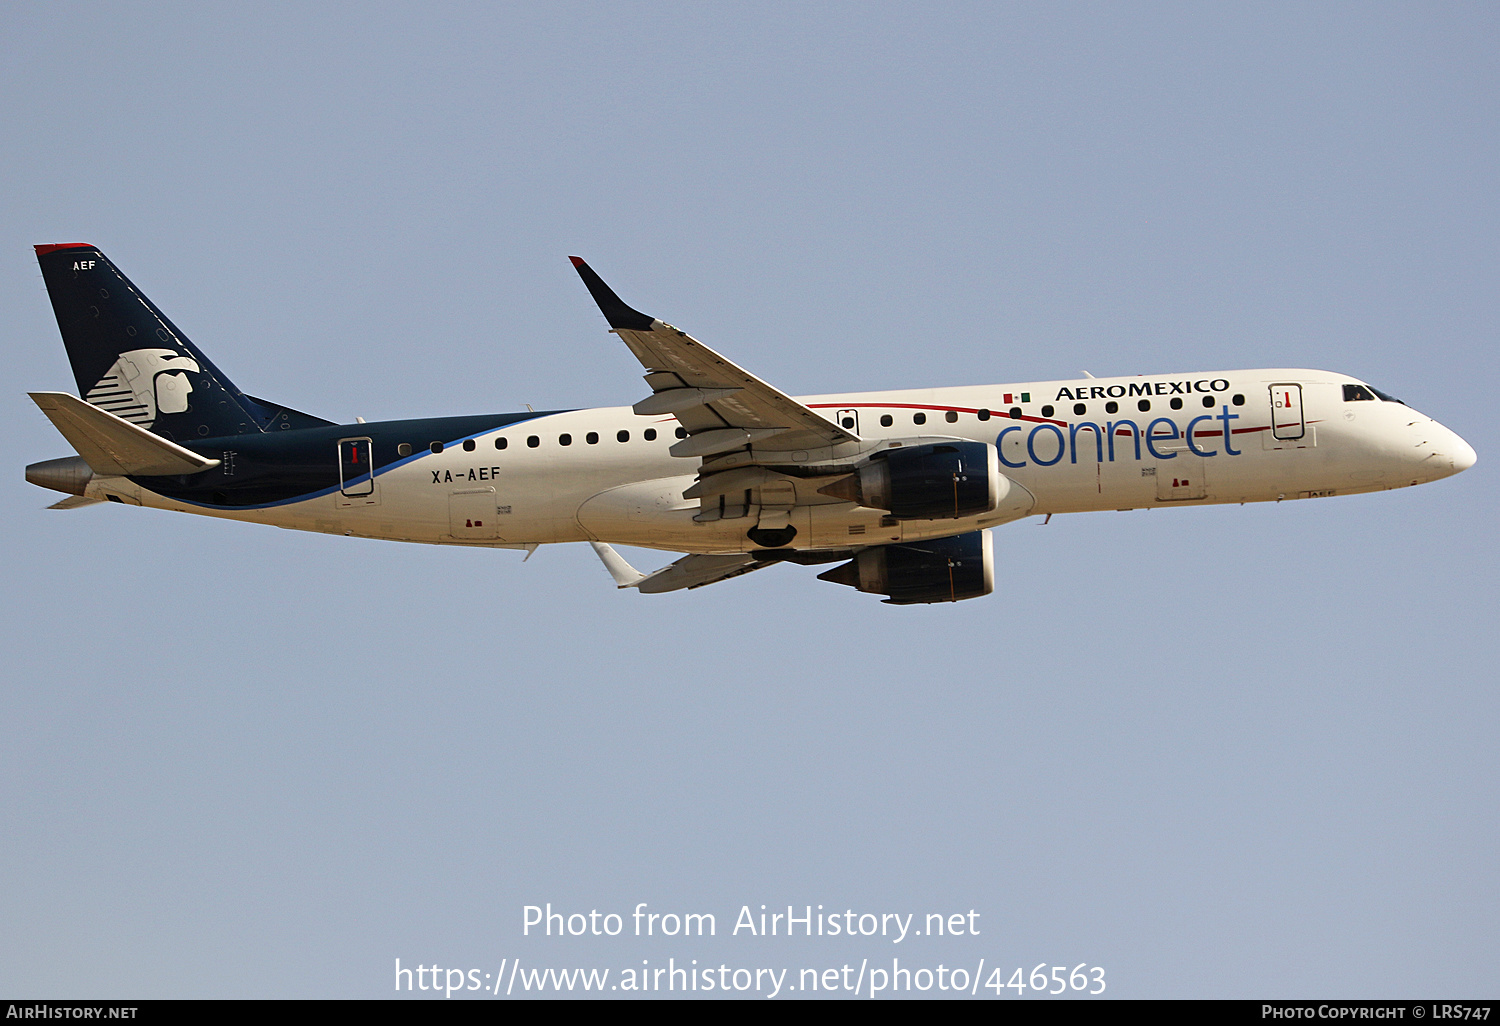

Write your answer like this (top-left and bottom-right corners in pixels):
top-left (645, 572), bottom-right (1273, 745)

top-left (84, 369), bottom-right (1475, 555)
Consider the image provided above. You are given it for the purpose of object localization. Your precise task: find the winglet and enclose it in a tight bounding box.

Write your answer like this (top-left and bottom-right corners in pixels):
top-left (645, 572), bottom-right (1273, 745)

top-left (568, 257), bottom-right (657, 332)
top-left (588, 541), bottom-right (646, 588)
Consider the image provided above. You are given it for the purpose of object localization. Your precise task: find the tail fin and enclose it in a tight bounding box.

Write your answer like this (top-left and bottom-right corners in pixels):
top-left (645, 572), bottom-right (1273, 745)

top-left (34, 244), bottom-right (273, 440)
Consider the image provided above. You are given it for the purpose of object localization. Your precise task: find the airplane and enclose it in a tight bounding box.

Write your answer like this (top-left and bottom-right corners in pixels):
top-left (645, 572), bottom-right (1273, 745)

top-left (25, 244), bottom-right (1476, 604)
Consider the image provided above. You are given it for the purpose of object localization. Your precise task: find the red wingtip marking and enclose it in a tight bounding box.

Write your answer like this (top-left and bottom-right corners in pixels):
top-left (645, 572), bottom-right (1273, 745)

top-left (568, 256), bottom-right (585, 268)
top-left (34, 243), bottom-right (94, 255)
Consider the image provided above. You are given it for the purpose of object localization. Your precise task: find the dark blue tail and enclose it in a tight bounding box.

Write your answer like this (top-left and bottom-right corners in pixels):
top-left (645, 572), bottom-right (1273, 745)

top-left (34, 244), bottom-right (323, 441)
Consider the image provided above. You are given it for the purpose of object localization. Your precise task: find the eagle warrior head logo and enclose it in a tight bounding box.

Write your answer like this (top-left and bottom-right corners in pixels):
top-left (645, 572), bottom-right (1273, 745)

top-left (85, 349), bottom-right (202, 425)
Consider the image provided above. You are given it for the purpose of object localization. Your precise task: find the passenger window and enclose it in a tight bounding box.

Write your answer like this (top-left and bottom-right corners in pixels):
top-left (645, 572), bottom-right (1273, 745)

top-left (617, 430), bottom-right (629, 442)
top-left (1008, 407), bottom-right (1021, 419)
top-left (1041, 405), bottom-right (1054, 418)
top-left (977, 409), bottom-right (990, 421)
top-left (430, 442), bottom-right (443, 454)
top-left (945, 410), bottom-right (958, 423)
top-left (586, 432), bottom-right (598, 444)
top-left (880, 414), bottom-right (893, 427)
top-left (644, 428), bottom-right (657, 441)
top-left (1203, 396), bottom-right (1215, 408)
top-left (913, 412), bottom-right (926, 425)
top-left (559, 433), bottom-right (572, 446)
top-left (463, 439), bottom-right (476, 452)
top-left (1105, 401), bottom-right (1118, 414)
top-left (496, 437), bottom-right (508, 450)
top-left (1137, 400), bottom-right (1151, 412)
top-left (841, 416), bottom-right (855, 428)
top-left (527, 435), bottom-right (539, 448)
top-left (1170, 397), bottom-right (1183, 410)
top-left (1232, 394), bottom-right (1245, 406)
top-left (675, 427), bottom-right (687, 439)
top-left (397, 443), bottom-right (412, 456)
top-left (1073, 403), bottom-right (1086, 416)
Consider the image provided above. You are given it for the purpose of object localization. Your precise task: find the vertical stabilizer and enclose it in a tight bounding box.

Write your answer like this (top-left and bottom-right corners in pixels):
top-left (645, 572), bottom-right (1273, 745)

top-left (34, 244), bottom-right (270, 440)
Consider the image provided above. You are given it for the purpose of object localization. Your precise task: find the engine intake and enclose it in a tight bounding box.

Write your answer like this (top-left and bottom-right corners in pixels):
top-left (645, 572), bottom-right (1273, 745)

top-left (820, 441), bottom-right (1000, 520)
top-left (817, 531), bottom-right (994, 604)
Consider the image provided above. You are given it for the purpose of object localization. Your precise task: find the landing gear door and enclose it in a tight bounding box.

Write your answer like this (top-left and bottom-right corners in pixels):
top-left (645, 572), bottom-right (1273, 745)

top-left (336, 437), bottom-right (380, 508)
top-left (1270, 384), bottom-right (1304, 440)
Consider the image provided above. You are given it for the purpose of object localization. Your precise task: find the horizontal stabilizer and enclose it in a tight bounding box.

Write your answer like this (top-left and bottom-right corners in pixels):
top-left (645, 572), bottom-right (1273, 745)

top-left (47, 495), bottom-right (105, 510)
top-left (29, 392), bottom-right (221, 477)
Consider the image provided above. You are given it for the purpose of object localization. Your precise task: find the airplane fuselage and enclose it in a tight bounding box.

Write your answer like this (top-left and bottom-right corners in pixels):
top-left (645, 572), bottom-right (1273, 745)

top-left (65, 368), bottom-right (1472, 555)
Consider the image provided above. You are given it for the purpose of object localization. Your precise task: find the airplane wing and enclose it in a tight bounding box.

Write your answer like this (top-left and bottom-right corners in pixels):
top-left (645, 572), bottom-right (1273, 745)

top-left (588, 541), bottom-right (773, 593)
top-left (569, 258), bottom-right (857, 458)
top-left (637, 552), bottom-right (769, 593)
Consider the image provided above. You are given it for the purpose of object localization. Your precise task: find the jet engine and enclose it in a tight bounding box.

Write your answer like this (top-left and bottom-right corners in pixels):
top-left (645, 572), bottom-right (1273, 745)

top-left (819, 441), bottom-right (1001, 520)
top-left (816, 530), bottom-right (994, 604)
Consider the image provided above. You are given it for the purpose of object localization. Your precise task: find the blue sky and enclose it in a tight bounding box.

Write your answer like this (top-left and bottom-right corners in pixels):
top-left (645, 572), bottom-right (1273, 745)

top-left (2, 2), bottom-right (1495, 998)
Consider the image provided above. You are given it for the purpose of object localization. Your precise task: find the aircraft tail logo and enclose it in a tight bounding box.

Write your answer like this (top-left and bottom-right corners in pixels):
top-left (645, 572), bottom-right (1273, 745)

top-left (84, 349), bottom-right (203, 425)
top-left (34, 244), bottom-right (271, 440)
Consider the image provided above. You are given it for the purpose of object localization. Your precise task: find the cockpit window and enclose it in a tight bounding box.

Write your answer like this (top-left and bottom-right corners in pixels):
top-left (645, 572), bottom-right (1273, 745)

top-left (1370, 385), bottom-right (1404, 405)
top-left (1343, 384), bottom-right (1377, 402)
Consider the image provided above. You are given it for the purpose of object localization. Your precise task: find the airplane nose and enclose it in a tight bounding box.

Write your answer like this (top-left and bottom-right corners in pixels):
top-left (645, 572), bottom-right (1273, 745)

top-left (1407, 419), bottom-right (1475, 481)
top-left (1449, 431), bottom-right (1477, 474)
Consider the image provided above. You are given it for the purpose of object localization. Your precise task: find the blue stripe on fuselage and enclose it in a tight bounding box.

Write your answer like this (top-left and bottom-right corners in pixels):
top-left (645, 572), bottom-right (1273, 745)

top-left (133, 410), bottom-right (559, 511)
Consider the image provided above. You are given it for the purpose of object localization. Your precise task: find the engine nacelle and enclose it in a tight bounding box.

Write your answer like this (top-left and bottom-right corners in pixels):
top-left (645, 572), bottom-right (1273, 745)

top-left (816, 530), bottom-right (994, 604)
top-left (820, 441), bottom-right (1001, 520)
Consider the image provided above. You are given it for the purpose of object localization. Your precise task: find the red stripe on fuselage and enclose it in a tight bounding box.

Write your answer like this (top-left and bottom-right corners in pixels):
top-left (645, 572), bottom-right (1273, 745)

top-left (806, 401), bottom-right (1307, 435)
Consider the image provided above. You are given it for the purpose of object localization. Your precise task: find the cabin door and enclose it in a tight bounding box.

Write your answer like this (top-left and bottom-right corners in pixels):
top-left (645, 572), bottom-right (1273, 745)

top-left (1270, 384), bottom-right (1304, 440)
top-left (336, 437), bottom-right (380, 508)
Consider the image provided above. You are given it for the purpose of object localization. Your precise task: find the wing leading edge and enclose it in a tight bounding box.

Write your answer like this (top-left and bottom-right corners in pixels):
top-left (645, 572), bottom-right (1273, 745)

top-left (588, 541), bottom-right (766, 593)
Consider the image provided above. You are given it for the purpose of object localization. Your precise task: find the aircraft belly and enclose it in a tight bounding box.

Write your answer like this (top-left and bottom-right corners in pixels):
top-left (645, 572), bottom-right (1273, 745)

top-left (576, 477), bottom-right (710, 550)
top-left (1006, 437), bottom-right (1370, 512)
top-left (806, 504), bottom-right (901, 548)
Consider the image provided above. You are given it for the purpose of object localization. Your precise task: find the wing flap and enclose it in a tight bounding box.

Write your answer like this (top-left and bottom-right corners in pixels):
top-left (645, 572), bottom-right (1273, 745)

top-left (631, 387), bottom-right (743, 416)
top-left (29, 391), bottom-right (221, 477)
